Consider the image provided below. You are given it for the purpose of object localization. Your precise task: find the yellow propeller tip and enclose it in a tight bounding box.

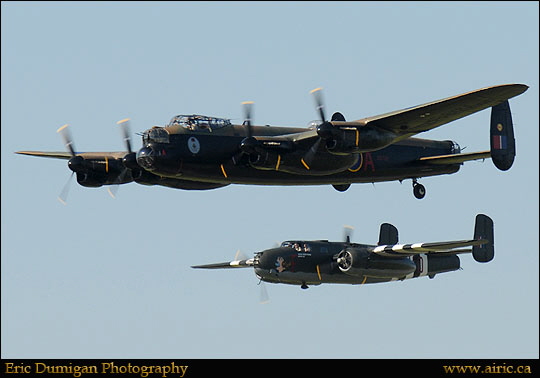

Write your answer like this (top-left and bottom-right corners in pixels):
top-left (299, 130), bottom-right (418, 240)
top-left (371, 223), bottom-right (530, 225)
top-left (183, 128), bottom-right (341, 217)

top-left (117, 118), bottom-right (130, 125)
top-left (56, 124), bottom-right (69, 133)
top-left (310, 87), bottom-right (323, 94)
top-left (241, 101), bottom-right (254, 105)
top-left (107, 188), bottom-right (116, 199)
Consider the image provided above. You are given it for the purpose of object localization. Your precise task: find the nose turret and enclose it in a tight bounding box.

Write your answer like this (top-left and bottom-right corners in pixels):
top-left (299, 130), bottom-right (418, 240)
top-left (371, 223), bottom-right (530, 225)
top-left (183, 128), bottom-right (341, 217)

top-left (136, 146), bottom-right (155, 170)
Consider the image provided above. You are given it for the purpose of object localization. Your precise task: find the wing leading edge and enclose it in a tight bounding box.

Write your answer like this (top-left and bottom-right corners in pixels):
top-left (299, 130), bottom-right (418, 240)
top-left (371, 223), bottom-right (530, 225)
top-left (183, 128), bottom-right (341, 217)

top-left (16, 151), bottom-right (127, 160)
top-left (371, 239), bottom-right (487, 257)
top-left (191, 259), bottom-right (254, 269)
top-left (358, 84), bottom-right (528, 137)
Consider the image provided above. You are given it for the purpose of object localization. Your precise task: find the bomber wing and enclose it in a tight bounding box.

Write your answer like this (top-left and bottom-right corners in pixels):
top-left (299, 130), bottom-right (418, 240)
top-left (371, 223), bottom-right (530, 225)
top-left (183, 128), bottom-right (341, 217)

top-left (246, 128), bottom-right (319, 149)
top-left (370, 239), bottom-right (487, 258)
top-left (191, 258), bottom-right (254, 269)
top-left (356, 84), bottom-right (528, 139)
top-left (16, 151), bottom-right (127, 160)
top-left (241, 84), bottom-right (528, 153)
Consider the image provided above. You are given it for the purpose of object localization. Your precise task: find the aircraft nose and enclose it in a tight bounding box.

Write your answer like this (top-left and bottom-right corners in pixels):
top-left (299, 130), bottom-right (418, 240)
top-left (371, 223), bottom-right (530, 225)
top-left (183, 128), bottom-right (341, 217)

top-left (136, 147), bottom-right (155, 170)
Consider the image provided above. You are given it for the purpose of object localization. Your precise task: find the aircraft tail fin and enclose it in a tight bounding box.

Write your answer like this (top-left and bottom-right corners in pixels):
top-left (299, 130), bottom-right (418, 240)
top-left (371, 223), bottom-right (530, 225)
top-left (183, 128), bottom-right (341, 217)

top-left (472, 214), bottom-right (494, 263)
top-left (490, 100), bottom-right (516, 171)
top-left (378, 223), bottom-right (398, 245)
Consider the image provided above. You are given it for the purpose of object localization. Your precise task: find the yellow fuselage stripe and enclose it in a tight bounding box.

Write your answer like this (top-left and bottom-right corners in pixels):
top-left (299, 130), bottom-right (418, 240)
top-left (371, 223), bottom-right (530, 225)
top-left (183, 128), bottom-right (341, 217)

top-left (348, 154), bottom-right (363, 172)
top-left (275, 154), bottom-right (281, 170)
top-left (220, 164), bottom-right (228, 178)
top-left (316, 265), bottom-right (322, 281)
top-left (300, 158), bottom-right (310, 170)
top-left (361, 276), bottom-right (367, 285)
top-left (105, 156), bottom-right (109, 172)
top-left (355, 129), bottom-right (359, 147)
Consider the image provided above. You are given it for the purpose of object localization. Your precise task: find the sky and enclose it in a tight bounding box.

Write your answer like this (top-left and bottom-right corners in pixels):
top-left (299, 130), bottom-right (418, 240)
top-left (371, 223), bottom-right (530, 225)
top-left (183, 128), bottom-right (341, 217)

top-left (1, 1), bottom-right (538, 359)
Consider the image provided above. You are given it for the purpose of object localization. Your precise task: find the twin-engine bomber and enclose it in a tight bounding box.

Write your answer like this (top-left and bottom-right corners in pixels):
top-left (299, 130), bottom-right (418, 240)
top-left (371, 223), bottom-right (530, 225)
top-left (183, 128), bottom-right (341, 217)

top-left (16, 84), bottom-right (527, 201)
top-left (192, 214), bottom-right (494, 289)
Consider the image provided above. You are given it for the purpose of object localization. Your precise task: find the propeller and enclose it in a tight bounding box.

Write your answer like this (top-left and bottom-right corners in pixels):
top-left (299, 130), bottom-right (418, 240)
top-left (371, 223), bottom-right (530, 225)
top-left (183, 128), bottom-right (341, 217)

top-left (234, 250), bottom-right (269, 304)
top-left (56, 124), bottom-right (79, 204)
top-left (118, 118), bottom-right (139, 169)
top-left (310, 88), bottom-right (335, 140)
top-left (331, 225), bottom-right (354, 269)
top-left (259, 279), bottom-right (270, 304)
top-left (311, 87), bottom-right (326, 122)
top-left (106, 168), bottom-right (130, 199)
top-left (58, 172), bottom-right (74, 205)
top-left (301, 88), bottom-right (346, 169)
top-left (57, 124), bottom-right (76, 157)
top-left (241, 101), bottom-right (254, 138)
top-left (55, 120), bottom-right (137, 203)
top-left (336, 250), bottom-right (353, 270)
top-left (233, 102), bottom-right (257, 165)
top-left (343, 225), bottom-right (354, 244)
top-left (117, 118), bottom-right (133, 154)
top-left (108, 118), bottom-right (135, 198)
top-left (234, 249), bottom-right (246, 261)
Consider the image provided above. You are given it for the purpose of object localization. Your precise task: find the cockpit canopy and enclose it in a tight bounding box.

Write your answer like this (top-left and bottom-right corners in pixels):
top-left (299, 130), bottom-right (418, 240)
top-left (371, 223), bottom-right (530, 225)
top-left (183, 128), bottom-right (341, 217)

top-left (167, 114), bottom-right (232, 132)
top-left (281, 241), bottom-right (311, 252)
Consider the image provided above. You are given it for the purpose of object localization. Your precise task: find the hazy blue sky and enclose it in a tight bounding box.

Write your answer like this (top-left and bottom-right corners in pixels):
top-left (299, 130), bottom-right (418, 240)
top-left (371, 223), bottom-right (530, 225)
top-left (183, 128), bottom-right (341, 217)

top-left (2, 1), bottom-right (538, 359)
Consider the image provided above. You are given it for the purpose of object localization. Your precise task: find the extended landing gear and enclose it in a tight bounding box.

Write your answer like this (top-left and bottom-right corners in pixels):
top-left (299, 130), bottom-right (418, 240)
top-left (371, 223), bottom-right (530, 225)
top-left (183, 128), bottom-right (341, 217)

top-left (412, 179), bottom-right (426, 199)
top-left (301, 282), bottom-right (309, 290)
top-left (332, 183), bottom-right (350, 192)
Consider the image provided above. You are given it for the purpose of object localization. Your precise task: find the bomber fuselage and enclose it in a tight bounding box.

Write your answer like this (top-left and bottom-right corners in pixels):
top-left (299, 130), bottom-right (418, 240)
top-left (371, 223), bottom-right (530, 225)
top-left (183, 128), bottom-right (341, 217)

top-left (253, 240), bottom-right (460, 287)
top-left (135, 122), bottom-right (460, 187)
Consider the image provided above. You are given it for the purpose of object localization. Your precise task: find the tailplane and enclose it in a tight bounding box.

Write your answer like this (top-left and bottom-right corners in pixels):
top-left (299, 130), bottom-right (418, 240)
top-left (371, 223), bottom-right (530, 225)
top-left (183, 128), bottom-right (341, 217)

top-left (473, 214), bottom-right (494, 263)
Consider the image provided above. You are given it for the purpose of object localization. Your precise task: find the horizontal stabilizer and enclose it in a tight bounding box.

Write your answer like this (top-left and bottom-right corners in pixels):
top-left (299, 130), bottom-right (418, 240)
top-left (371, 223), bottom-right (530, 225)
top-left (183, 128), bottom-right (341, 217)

top-left (419, 151), bottom-right (491, 165)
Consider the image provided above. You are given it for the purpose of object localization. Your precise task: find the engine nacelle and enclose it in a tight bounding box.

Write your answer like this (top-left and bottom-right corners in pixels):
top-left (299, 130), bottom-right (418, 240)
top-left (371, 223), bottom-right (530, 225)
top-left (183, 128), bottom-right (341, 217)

top-left (413, 254), bottom-right (461, 278)
top-left (248, 150), bottom-right (356, 176)
top-left (130, 168), bottom-right (160, 185)
top-left (71, 157), bottom-right (132, 188)
top-left (337, 248), bottom-right (416, 278)
top-left (248, 150), bottom-right (281, 171)
top-left (325, 125), bottom-right (396, 155)
top-left (336, 248), bottom-right (370, 274)
top-left (75, 171), bottom-right (109, 188)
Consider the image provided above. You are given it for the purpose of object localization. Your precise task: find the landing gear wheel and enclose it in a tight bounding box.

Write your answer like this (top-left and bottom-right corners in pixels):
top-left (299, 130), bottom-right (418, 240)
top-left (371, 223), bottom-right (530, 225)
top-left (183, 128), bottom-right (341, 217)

top-left (332, 184), bottom-right (350, 192)
top-left (301, 282), bottom-right (309, 290)
top-left (413, 183), bottom-right (426, 199)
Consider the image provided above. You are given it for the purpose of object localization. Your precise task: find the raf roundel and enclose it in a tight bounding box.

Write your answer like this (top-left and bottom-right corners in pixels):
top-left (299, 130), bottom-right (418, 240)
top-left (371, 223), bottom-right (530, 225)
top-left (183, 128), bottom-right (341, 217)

top-left (188, 136), bottom-right (200, 154)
